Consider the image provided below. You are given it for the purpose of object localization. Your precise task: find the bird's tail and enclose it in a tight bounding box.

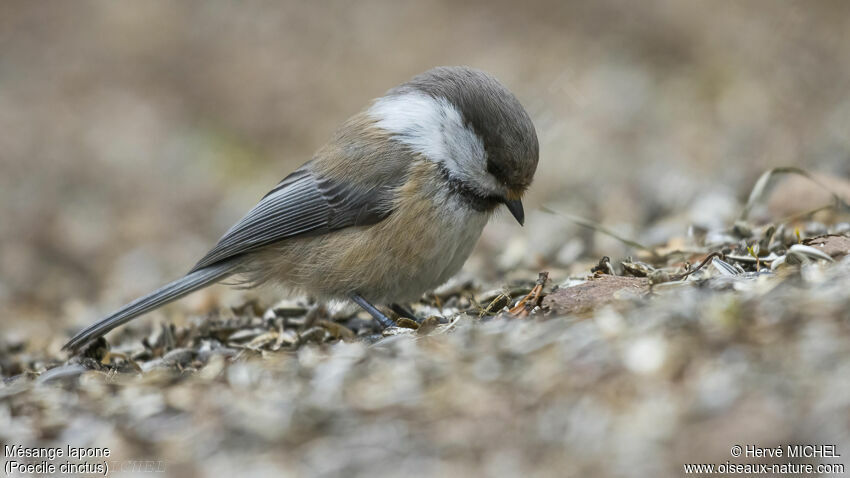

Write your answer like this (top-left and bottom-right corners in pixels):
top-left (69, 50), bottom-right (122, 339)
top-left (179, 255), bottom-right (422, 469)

top-left (63, 260), bottom-right (238, 352)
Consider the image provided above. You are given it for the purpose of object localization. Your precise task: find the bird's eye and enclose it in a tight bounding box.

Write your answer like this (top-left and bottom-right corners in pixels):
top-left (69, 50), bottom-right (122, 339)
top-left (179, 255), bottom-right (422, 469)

top-left (486, 160), bottom-right (511, 186)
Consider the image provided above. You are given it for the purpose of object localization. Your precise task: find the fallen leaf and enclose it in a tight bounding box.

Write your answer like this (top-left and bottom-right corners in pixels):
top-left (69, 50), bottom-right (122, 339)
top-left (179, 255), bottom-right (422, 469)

top-left (543, 275), bottom-right (650, 316)
top-left (803, 234), bottom-right (850, 259)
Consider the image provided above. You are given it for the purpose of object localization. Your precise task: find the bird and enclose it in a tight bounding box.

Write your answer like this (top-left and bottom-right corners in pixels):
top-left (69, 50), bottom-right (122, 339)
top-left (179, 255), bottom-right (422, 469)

top-left (64, 66), bottom-right (539, 351)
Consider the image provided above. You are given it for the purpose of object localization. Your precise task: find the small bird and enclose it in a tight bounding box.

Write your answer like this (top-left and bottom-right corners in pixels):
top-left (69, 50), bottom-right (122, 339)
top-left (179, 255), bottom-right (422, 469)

top-left (64, 66), bottom-right (539, 351)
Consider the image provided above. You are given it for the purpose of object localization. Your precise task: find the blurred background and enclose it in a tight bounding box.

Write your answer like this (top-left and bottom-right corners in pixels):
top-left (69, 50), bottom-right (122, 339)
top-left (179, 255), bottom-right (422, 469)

top-left (1, 0), bottom-right (849, 335)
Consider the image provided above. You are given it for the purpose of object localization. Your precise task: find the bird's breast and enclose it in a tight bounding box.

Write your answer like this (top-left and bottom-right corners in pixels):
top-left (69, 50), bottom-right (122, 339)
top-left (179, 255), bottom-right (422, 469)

top-left (250, 160), bottom-right (491, 303)
top-left (284, 160), bottom-right (489, 301)
top-left (345, 160), bottom-right (490, 301)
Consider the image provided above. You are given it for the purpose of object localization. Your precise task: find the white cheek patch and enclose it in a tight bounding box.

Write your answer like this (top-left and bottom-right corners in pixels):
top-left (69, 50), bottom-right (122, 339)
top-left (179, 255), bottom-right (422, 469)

top-left (368, 92), bottom-right (500, 192)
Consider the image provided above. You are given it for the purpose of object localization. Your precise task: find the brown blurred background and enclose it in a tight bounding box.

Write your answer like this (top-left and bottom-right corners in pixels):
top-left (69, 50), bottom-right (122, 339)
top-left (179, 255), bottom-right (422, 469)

top-left (1, 0), bottom-right (849, 335)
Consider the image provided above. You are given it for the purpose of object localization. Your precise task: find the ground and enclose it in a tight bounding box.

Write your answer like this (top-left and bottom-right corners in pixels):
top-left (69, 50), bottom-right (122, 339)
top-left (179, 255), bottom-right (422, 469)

top-left (2, 189), bottom-right (850, 476)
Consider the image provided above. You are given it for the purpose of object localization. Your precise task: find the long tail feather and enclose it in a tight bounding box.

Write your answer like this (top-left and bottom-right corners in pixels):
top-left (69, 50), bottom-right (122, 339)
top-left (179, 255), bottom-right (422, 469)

top-left (63, 261), bottom-right (237, 351)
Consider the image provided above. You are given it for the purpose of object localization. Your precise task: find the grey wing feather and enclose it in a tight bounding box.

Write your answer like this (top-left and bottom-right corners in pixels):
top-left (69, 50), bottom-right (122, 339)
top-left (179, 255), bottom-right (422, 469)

top-left (190, 163), bottom-right (397, 272)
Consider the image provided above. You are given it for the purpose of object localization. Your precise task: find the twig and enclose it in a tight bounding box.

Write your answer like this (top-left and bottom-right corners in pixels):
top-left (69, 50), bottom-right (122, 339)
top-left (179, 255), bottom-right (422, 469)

top-left (670, 251), bottom-right (724, 281)
top-left (479, 292), bottom-right (511, 318)
top-left (776, 203), bottom-right (838, 224)
top-left (508, 272), bottom-right (549, 318)
top-left (739, 167), bottom-right (850, 221)
top-left (540, 207), bottom-right (660, 259)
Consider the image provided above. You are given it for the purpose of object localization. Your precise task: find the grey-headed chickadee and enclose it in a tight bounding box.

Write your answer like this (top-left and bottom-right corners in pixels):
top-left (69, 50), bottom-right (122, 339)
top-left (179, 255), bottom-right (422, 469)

top-left (64, 66), bottom-right (539, 351)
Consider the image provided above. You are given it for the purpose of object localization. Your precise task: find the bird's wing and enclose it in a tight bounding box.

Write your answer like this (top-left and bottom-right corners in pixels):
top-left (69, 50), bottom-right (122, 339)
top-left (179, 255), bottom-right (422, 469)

top-left (189, 162), bottom-right (398, 272)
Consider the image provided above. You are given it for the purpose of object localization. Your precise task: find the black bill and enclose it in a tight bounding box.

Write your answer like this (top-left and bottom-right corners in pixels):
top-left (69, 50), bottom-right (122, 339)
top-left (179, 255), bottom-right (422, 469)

top-left (504, 199), bottom-right (524, 226)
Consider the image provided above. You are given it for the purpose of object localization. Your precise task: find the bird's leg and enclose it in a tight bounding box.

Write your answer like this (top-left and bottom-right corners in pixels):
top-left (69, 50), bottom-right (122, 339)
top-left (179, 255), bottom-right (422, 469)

top-left (351, 293), bottom-right (395, 328)
top-left (390, 303), bottom-right (424, 323)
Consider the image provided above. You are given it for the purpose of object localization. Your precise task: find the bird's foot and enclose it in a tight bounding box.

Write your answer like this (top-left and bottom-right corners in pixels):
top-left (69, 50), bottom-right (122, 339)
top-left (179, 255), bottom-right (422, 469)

top-left (350, 293), bottom-right (395, 328)
top-left (389, 303), bottom-right (425, 324)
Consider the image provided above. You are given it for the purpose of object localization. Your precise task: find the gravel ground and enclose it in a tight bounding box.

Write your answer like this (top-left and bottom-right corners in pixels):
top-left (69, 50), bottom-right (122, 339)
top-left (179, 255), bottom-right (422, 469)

top-left (3, 225), bottom-right (850, 477)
